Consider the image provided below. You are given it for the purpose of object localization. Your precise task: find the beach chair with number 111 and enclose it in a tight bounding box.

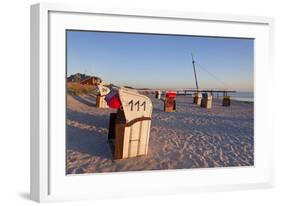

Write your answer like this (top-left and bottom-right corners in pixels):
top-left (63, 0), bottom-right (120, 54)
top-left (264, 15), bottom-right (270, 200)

top-left (107, 88), bottom-right (153, 159)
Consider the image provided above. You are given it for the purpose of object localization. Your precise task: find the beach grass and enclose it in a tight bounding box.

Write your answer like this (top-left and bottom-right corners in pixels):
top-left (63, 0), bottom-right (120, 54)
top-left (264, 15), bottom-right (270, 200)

top-left (67, 82), bottom-right (95, 96)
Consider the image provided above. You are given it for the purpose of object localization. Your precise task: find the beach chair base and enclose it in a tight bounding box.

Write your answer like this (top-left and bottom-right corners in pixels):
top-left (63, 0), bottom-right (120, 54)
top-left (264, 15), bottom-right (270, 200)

top-left (96, 95), bottom-right (108, 108)
top-left (201, 98), bottom-right (212, 109)
top-left (193, 96), bottom-right (202, 105)
top-left (164, 99), bottom-right (176, 112)
top-left (108, 110), bottom-right (151, 160)
top-left (222, 97), bottom-right (231, 106)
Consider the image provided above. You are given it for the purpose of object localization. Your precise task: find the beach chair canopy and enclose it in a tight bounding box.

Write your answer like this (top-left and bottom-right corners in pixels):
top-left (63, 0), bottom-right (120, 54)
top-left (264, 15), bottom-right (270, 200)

top-left (119, 87), bottom-right (153, 123)
top-left (97, 84), bottom-right (110, 96)
top-left (166, 91), bottom-right (177, 99)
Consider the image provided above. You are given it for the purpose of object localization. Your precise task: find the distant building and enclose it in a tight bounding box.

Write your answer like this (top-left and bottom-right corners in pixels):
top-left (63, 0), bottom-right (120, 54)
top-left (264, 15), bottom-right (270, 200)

top-left (67, 73), bottom-right (89, 83)
top-left (80, 76), bottom-right (102, 85)
top-left (67, 73), bottom-right (102, 85)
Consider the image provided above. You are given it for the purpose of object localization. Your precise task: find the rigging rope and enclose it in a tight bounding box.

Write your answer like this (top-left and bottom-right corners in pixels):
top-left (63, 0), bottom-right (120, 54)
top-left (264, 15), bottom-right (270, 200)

top-left (194, 60), bottom-right (230, 89)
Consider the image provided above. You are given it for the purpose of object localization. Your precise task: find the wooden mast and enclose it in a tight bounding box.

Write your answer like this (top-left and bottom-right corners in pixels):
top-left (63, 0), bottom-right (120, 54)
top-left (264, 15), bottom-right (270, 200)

top-left (191, 54), bottom-right (199, 91)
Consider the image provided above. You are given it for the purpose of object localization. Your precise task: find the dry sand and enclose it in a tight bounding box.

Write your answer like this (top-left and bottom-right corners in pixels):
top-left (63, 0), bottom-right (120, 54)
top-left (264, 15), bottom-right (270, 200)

top-left (66, 93), bottom-right (254, 174)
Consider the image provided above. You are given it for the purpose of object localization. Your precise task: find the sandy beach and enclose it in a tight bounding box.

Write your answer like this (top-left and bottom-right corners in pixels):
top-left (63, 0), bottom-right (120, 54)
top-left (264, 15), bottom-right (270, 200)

top-left (66, 93), bottom-right (254, 174)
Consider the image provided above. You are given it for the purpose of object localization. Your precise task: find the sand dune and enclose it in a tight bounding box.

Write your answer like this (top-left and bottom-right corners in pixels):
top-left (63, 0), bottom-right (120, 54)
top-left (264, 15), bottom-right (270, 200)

top-left (66, 93), bottom-right (254, 174)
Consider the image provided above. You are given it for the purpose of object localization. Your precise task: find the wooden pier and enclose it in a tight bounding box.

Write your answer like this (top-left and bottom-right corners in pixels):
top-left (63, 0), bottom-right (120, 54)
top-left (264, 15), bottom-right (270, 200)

top-left (137, 88), bottom-right (236, 98)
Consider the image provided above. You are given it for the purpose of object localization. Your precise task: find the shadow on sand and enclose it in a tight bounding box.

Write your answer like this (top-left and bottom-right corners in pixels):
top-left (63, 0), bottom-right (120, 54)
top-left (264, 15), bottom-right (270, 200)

top-left (70, 94), bottom-right (96, 107)
top-left (66, 109), bottom-right (112, 159)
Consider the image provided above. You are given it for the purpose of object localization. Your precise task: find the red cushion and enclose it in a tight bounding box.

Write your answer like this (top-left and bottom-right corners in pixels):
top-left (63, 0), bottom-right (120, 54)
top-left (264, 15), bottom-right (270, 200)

top-left (106, 95), bottom-right (121, 109)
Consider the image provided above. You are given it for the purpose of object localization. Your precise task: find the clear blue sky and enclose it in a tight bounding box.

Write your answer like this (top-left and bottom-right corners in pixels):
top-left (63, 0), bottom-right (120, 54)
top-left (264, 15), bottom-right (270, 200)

top-left (67, 30), bottom-right (253, 92)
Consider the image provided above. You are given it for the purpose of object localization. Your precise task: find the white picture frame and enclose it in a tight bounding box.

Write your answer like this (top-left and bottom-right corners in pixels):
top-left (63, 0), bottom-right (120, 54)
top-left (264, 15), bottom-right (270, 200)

top-left (30, 2), bottom-right (274, 203)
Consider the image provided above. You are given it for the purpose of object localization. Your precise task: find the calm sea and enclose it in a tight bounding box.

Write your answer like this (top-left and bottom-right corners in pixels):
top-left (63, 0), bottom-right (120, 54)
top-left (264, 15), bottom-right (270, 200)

top-left (214, 91), bottom-right (253, 102)
top-left (229, 92), bottom-right (254, 102)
